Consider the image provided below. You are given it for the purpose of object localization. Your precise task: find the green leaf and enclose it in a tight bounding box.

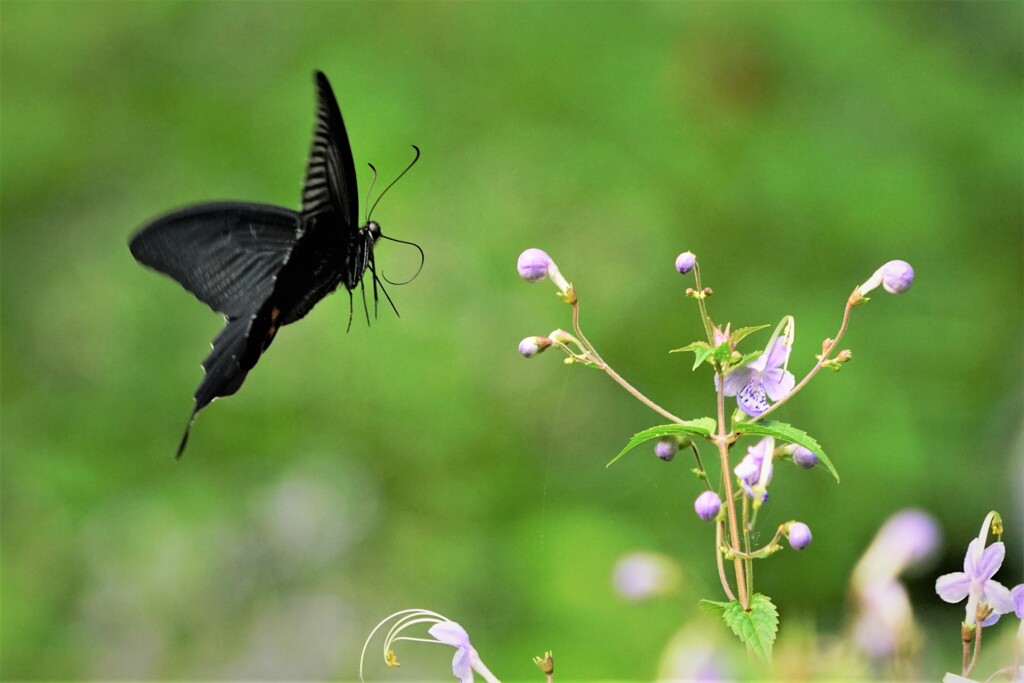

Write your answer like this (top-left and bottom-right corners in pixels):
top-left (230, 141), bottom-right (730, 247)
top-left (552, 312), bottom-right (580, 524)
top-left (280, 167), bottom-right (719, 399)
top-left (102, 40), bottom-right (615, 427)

top-left (606, 419), bottom-right (717, 467)
top-left (721, 594), bottom-right (779, 663)
top-left (729, 324), bottom-right (769, 346)
top-left (735, 420), bottom-right (839, 483)
top-left (670, 341), bottom-right (714, 371)
top-left (669, 341), bottom-right (710, 354)
top-left (698, 599), bottom-right (728, 618)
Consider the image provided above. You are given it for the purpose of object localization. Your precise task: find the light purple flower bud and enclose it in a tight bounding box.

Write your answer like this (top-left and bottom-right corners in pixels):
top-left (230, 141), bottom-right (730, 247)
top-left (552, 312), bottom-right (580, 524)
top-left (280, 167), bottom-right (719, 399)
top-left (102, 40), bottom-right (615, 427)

top-left (655, 437), bottom-right (678, 461)
top-left (675, 251), bottom-right (696, 275)
top-left (880, 260), bottom-right (914, 294)
top-left (793, 445), bottom-right (819, 469)
top-left (518, 336), bottom-right (551, 358)
top-left (788, 522), bottom-right (812, 550)
top-left (517, 248), bottom-right (552, 282)
top-left (694, 491), bottom-right (722, 522)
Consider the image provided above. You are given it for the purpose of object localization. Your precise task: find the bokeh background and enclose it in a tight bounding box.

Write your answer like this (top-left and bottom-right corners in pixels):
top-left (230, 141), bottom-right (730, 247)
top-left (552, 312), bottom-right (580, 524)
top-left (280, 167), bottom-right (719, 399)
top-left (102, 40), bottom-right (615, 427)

top-left (2, 2), bottom-right (1022, 680)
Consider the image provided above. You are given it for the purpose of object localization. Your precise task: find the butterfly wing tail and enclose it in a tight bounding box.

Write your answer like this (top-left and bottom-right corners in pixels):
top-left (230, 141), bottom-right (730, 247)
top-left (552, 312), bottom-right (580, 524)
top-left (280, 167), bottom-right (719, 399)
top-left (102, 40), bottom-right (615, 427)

top-left (176, 316), bottom-right (261, 458)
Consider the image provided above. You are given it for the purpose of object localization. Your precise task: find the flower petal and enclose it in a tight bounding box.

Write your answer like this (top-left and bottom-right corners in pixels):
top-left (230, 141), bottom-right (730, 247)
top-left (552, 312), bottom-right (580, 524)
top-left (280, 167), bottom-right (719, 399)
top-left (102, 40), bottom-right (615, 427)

top-left (720, 367), bottom-right (753, 397)
top-left (935, 572), bottom-right (971, 603)
top-left (765, 338), bottom-right (791, 368)
top-left (762, 368), bottom-right (795, 401)
top-left (973, 542), bottom-right (1005, 582)
top-left (428, 620), bottom-right (471, 649)
top-left (450, 646), bottom-right (474, 683)
top-left (737, 379), bottom-right (769, 417)
top-left (1012, 583), bottom-right (1024, 618)
top-left (982, 579), bottom-right (1015, 615)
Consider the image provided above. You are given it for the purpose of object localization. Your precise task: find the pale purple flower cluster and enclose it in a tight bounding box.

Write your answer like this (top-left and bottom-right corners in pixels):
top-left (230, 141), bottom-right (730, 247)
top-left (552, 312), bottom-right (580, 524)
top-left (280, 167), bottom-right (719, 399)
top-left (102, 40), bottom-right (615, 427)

top-left (936, 537), bottom-right (1015, 626)
top-left (734, 437), bottom-right (774, 502)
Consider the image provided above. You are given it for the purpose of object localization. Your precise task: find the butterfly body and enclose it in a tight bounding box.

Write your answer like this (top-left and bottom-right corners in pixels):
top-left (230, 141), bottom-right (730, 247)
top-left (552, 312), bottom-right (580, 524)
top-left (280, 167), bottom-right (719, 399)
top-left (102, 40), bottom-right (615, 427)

top-left (129, 72), bottom-right (403, 458)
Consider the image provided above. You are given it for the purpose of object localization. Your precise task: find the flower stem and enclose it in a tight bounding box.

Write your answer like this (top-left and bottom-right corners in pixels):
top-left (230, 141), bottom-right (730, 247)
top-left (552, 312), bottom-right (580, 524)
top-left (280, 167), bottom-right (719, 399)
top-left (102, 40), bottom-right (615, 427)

top-left (749, 291), bottom-right (856, 424)
top-left (716, 372), bottom-right (748, 609)
top-left (715, 520), bottom-right (737, 601)
top-left (692, 261), bottom-right (715, 345)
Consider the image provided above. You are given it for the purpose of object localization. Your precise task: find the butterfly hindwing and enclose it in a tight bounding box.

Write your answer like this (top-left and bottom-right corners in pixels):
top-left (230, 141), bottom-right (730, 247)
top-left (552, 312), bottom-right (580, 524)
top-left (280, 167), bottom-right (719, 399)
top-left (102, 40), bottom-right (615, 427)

top-left (130, 202), bottom-right (301, 318)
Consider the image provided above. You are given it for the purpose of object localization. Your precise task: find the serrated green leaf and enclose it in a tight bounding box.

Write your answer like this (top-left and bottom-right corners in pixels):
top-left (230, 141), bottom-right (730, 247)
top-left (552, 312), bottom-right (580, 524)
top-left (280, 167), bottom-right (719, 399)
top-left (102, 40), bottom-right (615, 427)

top-left (607, 419), bottom-right (717, 467)
top-left (712, 342), bottom-right (732, 365)
top-left (698, 599), bottom-right (729, 617)
top-left (721, 593), bottom-right (778, 663)
top-left (732, 350), bottom-right (764, 368)
top-left (735, 421), bottom-right (839, 483)
top-left (670, 341), bottom-right (711, 354)
top-left (669, 342), bottom-right (714, 371)
top-left (691, 346), bottom-right (713, 370)
top-left (729, 324), bottom-right (769, 346)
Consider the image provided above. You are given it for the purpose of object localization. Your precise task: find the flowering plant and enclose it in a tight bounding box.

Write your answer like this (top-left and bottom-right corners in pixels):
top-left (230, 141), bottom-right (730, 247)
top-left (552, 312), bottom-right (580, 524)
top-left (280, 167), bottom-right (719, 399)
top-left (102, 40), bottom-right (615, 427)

top-left (514, 247), bottom-right (915, 659)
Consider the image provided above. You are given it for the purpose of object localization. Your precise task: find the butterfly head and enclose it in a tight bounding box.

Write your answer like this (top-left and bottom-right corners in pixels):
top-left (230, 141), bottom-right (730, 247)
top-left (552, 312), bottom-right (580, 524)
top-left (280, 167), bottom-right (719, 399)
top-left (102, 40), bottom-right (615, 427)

top-left (366, 220), bottom-right (382, 243)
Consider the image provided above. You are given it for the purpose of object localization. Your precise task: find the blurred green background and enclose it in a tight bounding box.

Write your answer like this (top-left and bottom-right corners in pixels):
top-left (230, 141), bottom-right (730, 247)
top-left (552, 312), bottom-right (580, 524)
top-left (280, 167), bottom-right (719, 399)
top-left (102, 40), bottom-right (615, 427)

top-left (2, 2), bottom-right (1022, 680)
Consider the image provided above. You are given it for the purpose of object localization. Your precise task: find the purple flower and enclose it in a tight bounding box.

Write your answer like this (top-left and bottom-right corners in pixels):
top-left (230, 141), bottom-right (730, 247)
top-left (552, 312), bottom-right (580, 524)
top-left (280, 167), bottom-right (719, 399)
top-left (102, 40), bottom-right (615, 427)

top-left (518, 336), bottom-right (551, 358)
top-left (1012, 584), bottom-right (1024, 619)
top-left (936, 538), bottom-right (1015, 626)
top-left (734, 437), bottom-right (774, 503)
top-left (612, 551), bottom-right (681, 600)
top-left (792, 445), bottom-right (818, 469)
top-left (517, 248), bottom-right (552, 282)
top-left (788, 522), bottom-right (812, 550)
top-left (655, 437), bottom-right (678, 461)
top-left (719, 328), bottom-right (795, 418)
top-left (694, 491), bottom-right (722, 521)
top-left (675, 252), bottom-right (696, 275)
top-left (360, 609), bottom-right (500, 683)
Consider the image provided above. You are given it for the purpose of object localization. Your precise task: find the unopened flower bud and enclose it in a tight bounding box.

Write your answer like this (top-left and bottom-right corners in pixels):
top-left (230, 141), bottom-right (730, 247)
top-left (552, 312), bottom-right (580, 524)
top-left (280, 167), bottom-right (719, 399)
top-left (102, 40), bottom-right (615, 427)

top-left (788, 521), bottom-right (812, 550)
top-left (517, 248), bottom-right (575, 303)
top-left (694, 491), bottom-right (722, 522)
top-left (792, 445), bottom-right (819, 469)
top-left (655, 437), bottom-right (678, 461)
top-left (880, 260), bottom-right (914, 294)
top-left (675, 251), bottom-right (696, 275)
top-left (856, 259), bottom-right (915, 298)
top-left (518, 336), bottom-right (552, 358)
top-left (517, 248), bottom-right (552, 282)
top-left (836, 349), bottom-right (852, 363)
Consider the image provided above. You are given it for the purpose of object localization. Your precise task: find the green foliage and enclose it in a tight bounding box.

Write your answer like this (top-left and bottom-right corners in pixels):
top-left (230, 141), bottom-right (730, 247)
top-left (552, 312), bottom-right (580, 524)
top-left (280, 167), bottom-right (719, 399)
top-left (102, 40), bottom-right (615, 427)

top-left (721, 594), bottom-right (779, 664)
top-left (606, 419), bottom-right (717, 467)
top-left (670, 341), bottom-right (714, 370)
top-left (735, 420), bottom-right (839, 483)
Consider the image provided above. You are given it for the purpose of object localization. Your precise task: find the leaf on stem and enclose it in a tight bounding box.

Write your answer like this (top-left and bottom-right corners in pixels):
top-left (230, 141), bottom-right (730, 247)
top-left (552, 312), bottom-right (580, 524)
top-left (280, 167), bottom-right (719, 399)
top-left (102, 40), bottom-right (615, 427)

top-left (735, 420), bottom-right (839, 483)
top-left (607, 419), bottom-right (717, 467)
top-left (670, 342), bottom-right (713, 370)
top-left (722, 593), bottom-right (779, 663)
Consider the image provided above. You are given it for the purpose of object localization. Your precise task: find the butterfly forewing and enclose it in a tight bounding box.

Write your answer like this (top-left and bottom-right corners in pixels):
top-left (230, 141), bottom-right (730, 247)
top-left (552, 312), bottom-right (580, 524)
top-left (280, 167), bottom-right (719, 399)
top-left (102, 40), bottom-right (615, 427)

top-left (301, 71), bottom-right (359, 228)
top-left (130, 202), bottom-right (301, 318)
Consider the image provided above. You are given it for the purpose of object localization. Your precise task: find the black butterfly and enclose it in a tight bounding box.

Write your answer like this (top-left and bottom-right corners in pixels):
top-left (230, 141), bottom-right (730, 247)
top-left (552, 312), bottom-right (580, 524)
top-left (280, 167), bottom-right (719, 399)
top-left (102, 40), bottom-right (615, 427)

top-left (130, 71), bottom-right (420, 458)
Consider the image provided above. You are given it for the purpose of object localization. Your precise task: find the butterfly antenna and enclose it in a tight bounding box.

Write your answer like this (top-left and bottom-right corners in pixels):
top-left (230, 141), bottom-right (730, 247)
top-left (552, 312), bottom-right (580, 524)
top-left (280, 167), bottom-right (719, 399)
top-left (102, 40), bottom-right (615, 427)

top-left (379, 234), bottom-right (425, 285)
top-left (367, 145), bottom-right (421, 221)
top-left (364, 164), bottom-right (379, 226)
